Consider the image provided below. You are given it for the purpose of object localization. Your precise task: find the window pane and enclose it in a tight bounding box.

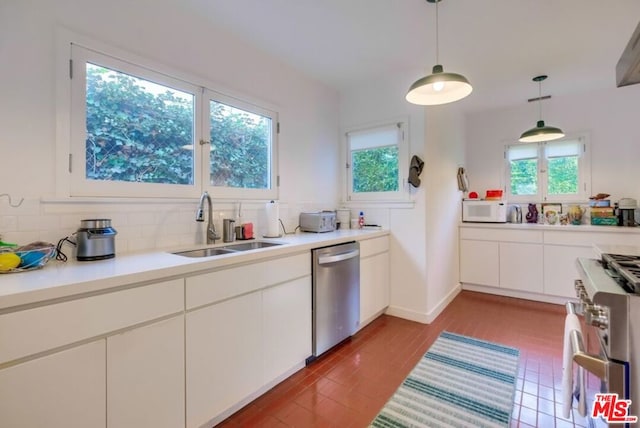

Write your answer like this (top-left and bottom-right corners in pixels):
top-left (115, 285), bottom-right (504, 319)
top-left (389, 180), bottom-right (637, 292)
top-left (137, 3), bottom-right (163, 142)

top-left (548, 156), bottom-right (578, 195)
top-left (352, 146), bottom-right (399, 193)
top-left (209, 100), bottom-right (271, 189)
top-left (85, 63), bottom-right (195, 184)
top-left (510, 158), bottom-right (537, 195)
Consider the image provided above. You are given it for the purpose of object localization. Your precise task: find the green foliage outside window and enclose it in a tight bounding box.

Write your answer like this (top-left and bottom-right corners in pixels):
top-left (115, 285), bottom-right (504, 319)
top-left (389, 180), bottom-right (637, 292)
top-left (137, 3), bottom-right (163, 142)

top-left (209, 101), bottom-right (270, 189)
top-left (85, 64), bottom-right (195, 184)
top-left (352, 146), bottom-right (399, 193)
top-left (510, 158), bottom-right (537, 195)
top-left (85, 64), bottom-right (271, 190)
top-left (547, 156), bottom-right (578, 194)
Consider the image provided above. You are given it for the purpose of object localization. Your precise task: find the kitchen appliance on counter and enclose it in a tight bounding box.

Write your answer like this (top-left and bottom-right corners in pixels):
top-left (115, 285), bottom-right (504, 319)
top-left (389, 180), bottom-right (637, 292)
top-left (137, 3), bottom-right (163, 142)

top-left (307, 241), bottom-right (360, 363)
top-left (573, 250), bottom-right (640, 425)
top-left (508, 204), bottom-right (522, 223)
top-left (299, 211), bottom-right (337, 233)
top-left (75, 219), bottom-right (117, 261)
top-left (462, 199), bottom-right (507, 223)
top-left (222, 219), bottom-right (236, 242)
top-left (617, 198), bottom-right (637, 227)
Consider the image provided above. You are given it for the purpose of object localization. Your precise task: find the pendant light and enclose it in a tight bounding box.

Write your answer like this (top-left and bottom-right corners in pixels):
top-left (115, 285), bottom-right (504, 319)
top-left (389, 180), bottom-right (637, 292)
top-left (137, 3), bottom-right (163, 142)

top-left (406, 0), bottom-right (472, 106)
top-left (519, 75), bottom-right (564, 143)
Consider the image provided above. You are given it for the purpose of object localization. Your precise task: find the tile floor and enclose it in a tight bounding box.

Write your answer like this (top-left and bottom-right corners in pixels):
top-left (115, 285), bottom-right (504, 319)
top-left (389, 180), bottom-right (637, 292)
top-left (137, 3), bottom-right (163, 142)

top-left (218, 290), bottom-right (595, 427)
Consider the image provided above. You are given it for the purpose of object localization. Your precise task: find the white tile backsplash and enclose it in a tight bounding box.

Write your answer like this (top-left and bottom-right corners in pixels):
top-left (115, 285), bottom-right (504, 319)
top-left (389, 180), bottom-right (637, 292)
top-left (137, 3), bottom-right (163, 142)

top-left (0, 198), bottom-right (320, 254)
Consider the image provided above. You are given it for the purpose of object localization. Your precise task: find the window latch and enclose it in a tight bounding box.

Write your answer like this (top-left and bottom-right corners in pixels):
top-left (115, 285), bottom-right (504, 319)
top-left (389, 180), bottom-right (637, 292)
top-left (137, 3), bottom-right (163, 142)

top-left (199, 140), bottom-right (210, 146)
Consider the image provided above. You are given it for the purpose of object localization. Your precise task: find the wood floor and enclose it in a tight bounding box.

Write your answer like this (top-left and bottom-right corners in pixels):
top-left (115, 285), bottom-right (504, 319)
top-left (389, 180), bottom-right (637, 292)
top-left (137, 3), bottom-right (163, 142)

top-left (218, 290), bottom-right (592, 427)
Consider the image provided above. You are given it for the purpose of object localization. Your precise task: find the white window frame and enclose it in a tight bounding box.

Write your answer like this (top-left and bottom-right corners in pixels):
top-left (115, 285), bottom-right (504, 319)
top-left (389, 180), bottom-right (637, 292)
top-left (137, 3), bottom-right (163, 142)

top-left (505, 133), bottom-right (591, 203)
top-left (57, 30), bottom-right (279, 200)
top-left (203, 90), bottom-right (278, 200)
top-left (345, 120), bottom-right (409, 202)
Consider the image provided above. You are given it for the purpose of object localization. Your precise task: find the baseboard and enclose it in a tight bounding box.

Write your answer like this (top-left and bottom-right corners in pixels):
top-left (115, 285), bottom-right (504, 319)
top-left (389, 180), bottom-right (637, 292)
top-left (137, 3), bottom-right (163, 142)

top-left (425, 284), bottom-right (461, 323)
top-left (384, 305), bottom-right (430, 324)
top-left (461, 283), bottom-right (570, 305)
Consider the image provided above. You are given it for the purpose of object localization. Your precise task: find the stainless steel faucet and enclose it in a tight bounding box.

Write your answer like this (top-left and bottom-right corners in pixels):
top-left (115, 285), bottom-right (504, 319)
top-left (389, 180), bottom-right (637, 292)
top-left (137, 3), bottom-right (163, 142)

top-left (196, 191), bottom-right (219, 244)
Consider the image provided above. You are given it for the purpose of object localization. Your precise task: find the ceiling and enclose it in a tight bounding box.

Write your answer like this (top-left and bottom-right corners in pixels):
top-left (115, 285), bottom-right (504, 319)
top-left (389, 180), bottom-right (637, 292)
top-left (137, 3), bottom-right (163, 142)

top-left (184, 0), bottom-right (640, 112)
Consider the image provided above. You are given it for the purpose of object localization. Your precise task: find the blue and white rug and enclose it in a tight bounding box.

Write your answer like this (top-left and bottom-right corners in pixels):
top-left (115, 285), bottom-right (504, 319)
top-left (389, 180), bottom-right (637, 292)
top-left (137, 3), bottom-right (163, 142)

top-left (370, 331), bottom-right (520, 428)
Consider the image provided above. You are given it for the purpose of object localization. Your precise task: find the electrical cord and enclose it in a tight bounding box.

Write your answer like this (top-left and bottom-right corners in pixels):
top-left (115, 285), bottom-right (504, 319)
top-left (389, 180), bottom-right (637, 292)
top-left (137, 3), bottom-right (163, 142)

top-left (55, 236), bottom-right (76, 262)
top-left (278, 219), bottom-right (300, 235)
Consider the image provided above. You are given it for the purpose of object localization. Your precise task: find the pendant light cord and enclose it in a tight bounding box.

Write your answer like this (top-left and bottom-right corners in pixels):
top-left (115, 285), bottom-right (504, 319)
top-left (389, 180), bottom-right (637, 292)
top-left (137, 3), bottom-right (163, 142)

top-left (538, 79), bottom-right (542, 121)
top-left (435, 0), bottom-right (440, 64)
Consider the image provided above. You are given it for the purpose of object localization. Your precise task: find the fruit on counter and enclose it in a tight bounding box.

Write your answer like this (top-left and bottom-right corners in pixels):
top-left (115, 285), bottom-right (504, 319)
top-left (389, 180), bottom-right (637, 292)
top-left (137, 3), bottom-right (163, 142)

top-left (0, 252), bottom-right (21, 271)
top-left (468, 191), bottom-right (479, 199)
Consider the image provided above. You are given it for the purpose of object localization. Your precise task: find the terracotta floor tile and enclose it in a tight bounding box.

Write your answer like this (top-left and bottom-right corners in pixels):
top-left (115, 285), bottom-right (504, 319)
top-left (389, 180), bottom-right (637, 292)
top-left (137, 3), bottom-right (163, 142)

top-left (216, 291), bottom-right (591, 427)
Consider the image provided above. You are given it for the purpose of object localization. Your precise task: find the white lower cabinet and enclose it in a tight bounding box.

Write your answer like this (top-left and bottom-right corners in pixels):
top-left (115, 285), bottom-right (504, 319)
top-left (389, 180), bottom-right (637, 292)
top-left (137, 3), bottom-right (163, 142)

top-left (359, 236), bottom-right (390, 327)
top-left (459, 239), bottom-right (499, 286)
top-left (460, 226), bottom-right (633, 301)
top-left (186, 291), bottom-right (263, 428)
top-left (107, 315), bottom-right (185, 428)
top-left (262, 276), bottom-right (311, 382)
top-left (499, 242), bottom-right (543, 293)
top-left (544, 245), bottom-right (596, 298)
top-left (360, 252), bottom-right (390, 325)
top-left (0, 340), bottom-right (106, 428)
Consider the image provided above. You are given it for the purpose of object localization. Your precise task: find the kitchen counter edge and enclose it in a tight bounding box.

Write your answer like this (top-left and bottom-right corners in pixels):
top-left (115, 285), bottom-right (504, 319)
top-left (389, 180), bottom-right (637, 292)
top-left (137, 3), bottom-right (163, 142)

top-left (0, 229), bottom-right (389, 311)
top-left (459, 222), bottom-right (640, 233)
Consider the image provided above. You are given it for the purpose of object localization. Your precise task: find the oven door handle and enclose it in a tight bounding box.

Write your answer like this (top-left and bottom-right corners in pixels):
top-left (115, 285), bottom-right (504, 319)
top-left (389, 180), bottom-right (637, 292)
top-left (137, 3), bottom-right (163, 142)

top-left (569, 330), bottom-right (607, 379)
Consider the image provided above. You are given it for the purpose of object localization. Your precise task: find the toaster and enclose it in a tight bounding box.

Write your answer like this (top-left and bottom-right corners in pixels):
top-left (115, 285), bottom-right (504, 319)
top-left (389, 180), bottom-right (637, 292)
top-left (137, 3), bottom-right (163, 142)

top-left (299, 212), bottom-right (337, 233)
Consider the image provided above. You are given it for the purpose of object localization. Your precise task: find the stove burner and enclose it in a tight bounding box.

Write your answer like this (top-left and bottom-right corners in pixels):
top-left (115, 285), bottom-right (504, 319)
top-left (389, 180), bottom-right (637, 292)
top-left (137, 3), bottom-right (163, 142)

top-left (602, 253), bottom-right (640, 294)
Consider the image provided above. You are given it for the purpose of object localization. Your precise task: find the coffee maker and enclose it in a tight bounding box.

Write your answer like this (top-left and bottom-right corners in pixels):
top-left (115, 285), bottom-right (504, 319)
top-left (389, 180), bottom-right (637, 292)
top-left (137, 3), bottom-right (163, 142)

top-left (617, 198), bottom-right (637, 226)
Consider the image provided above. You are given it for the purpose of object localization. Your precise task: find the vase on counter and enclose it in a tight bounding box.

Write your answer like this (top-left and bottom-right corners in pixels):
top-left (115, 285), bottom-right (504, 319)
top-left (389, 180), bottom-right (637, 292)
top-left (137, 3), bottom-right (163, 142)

top-left (567, 205), bottom-right (585, 225)
top-left (525, 204), bottom-right (538, 224)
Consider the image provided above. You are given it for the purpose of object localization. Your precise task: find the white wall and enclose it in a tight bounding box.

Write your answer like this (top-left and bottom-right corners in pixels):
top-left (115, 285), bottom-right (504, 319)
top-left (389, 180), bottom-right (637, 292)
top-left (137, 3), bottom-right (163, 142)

top-left (465, 84), bottom-right (640, 203)
top-left (424, 108), bottom-right (465, 319)
top-left (339, 72), bottom-right (464, 323)
top-left (0, 0), bottom-right (340, 252)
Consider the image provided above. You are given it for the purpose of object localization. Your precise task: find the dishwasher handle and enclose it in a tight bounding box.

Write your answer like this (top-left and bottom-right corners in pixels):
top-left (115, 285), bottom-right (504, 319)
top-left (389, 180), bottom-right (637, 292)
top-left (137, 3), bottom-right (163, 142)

top-left (318, 249), bottom-right (360, 265)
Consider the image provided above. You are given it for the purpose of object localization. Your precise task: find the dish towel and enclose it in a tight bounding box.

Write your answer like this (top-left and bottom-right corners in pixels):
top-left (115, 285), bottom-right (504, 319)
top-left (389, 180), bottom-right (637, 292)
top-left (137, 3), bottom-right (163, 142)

top-left (562, 313), bottom-right (585, 418)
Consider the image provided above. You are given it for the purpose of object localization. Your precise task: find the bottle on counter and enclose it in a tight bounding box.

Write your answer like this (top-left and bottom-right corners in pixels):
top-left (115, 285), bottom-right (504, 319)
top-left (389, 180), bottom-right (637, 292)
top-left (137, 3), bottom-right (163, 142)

top-left (358, 211), bottom-right (365, 229)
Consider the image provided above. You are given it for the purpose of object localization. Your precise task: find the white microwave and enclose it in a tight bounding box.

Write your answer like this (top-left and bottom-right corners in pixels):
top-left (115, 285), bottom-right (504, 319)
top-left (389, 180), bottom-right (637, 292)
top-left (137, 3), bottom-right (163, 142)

top-left (462, 200), bottom-right (507, 223)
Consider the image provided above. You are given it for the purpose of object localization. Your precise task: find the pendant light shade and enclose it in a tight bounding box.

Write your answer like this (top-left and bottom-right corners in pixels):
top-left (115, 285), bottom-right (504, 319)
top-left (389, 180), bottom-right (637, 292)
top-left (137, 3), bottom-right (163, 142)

top-left (406, 0), bottom-right (472, 106)
top-left (519, 75), bottom-right (564, 143)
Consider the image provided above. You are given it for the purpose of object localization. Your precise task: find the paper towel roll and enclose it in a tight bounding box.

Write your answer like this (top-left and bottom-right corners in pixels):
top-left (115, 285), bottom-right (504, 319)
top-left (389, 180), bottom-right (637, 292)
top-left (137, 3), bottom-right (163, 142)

top-left (264, 201), bottom-right (280, 237)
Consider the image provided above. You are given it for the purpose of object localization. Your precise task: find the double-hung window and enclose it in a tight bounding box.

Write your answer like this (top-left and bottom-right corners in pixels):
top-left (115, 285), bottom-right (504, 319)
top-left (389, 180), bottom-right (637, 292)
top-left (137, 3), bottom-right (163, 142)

top-left (66, 41), bottom-right (278, 199)
top-left (346, 121), bottom-right (408, 202)
top-left (505, 135), bottom-right (590, 202)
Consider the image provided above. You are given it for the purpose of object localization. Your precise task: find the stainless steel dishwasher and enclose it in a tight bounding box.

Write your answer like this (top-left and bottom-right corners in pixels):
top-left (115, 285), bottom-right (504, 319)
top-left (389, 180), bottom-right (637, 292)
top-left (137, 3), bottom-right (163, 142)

top-left (308, 241), bottom-right (360, 363)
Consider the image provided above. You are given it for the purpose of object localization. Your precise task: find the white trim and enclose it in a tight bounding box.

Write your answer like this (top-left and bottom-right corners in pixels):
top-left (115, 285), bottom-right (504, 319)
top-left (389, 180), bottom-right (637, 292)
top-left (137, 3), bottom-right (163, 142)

top-left (504, 132), bottom-right (591, 203)
top-left (344, 117), bottom-right (410, 203)
top-left (202, 90), bottom-right (279, 201)
top-left (55, 27), bottom-right (280, 201)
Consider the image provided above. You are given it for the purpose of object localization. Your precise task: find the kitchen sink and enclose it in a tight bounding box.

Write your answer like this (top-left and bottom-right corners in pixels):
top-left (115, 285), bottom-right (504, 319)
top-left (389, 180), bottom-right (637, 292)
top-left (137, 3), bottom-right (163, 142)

top-left (172, 241), bottom-right (284, 258)
top-left (223, 241), bottom-right (283, 251)
top-left (172, 247), bottom-right (237, 258)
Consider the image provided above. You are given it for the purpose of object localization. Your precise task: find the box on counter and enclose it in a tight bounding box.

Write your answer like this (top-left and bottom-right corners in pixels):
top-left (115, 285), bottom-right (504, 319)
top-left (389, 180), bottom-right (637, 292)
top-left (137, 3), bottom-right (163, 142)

top-left (590, 207), bottom-right (615, 217)
top-left (591, 216), bottom-right (618, 226)
top-left (589, 199), bottom-right (611, 207)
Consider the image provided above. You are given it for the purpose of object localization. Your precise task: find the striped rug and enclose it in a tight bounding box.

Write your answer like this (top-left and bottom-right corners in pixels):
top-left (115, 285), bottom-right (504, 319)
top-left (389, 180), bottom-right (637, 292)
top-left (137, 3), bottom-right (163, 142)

top-left (370, 331), bottom-right (520, 428)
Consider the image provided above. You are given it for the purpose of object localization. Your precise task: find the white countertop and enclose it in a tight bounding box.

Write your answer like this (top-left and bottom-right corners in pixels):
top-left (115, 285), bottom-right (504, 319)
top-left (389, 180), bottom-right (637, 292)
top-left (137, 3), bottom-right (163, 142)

top-left (459, 222), bottom-right (640, 233)
top-left (593, 244), bottom-right (640, 257)
top-left (0, 229), bottom-right (388, 311)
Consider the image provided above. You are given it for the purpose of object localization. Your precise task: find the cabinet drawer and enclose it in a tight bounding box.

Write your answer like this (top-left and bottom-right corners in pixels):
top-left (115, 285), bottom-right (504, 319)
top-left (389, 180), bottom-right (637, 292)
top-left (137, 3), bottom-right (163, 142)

top-left (186, 253), bottom-right (310, 309)
top-left (460, 227), bottom-right (542, 243)
top-left (544, 230), bottom-right (640, 246)
top-left (0, 278), bottom-right (184, 365)
top-left (359, 236), bottom-right (389, 258)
